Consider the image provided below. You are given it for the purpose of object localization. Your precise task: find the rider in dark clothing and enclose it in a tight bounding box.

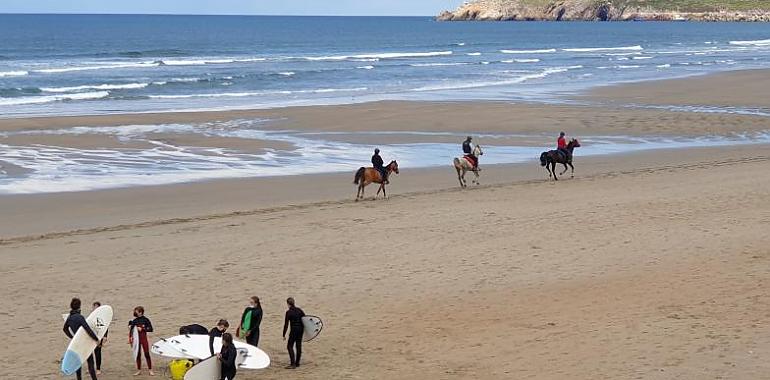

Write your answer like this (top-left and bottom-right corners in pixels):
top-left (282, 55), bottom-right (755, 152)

top-left (282, 298), bottom-right (305, 369)
top-left (237, 296), bottom-right (262, 347)
top-left (371, 148), bottom-right (388, 184)
top-left (63, 298), bottom-right (99, 380)
top-left (462, 136), bottom-right (478, 170)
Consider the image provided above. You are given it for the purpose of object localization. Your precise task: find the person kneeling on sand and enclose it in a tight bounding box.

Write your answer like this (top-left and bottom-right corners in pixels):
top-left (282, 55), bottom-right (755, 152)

top-left (283, 297), bottom-right (306, 369)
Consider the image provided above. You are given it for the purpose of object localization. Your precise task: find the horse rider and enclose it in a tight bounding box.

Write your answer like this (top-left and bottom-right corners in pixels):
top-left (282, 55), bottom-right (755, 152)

top-left (372, 148), bottom-right (389, 184)
top-left (557, 131), bottom-right (570, 160)
top-left (462, 136), bottom-right (479, 171)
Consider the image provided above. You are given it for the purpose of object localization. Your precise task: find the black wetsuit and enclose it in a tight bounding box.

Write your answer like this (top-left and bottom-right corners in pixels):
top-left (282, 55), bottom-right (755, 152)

top-left (240, 306), bottom-right (263, 347)
top-left (283, 306), bottom-right (305, 367)
top-left (180, 324), bottom-right (209, 335)
top-left (209, 327), bottom-right (224, 356)
top-left (128, 316), bottom-right (154, 370)
top-left (219, 344), bottom-right (238, 380)
top-left (94, 328), bottom-right (108, 371)
top-left (63, 310), bottom-right (99, 380)
top-left (372, 153), bottom-right (387, 182)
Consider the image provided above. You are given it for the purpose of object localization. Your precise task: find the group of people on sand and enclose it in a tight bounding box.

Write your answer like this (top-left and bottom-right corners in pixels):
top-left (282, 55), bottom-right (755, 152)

top-left (63, 296), bottom-right (309, 380)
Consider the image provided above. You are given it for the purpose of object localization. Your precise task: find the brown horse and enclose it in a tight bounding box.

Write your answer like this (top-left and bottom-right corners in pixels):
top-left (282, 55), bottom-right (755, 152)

top-left (539, 138), bottom-right (581, 181)
top-left (353, 160), bottom-right (399, 201)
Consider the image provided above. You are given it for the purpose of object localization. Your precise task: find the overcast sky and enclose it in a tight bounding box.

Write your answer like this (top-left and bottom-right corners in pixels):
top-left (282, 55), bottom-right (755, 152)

top-left (0, 0), bottom-right (467, 16)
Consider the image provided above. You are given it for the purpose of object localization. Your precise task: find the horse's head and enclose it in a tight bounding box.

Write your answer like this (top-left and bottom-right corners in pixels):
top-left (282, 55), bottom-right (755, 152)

top-left (474, 144), bottom-right (484, 156)
top-left (569, 138), bottom-right (581, 148)
top-left (388, 160), bottom-right (399, 174)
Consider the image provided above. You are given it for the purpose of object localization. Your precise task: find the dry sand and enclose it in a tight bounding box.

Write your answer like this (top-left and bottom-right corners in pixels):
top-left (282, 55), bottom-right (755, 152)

top-left (1, 70), bottom-right (769, 379)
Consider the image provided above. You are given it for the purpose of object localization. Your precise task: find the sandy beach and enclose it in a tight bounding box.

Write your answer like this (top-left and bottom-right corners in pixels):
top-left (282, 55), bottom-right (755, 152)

top-left (1, 69), bottom-right (769, 379)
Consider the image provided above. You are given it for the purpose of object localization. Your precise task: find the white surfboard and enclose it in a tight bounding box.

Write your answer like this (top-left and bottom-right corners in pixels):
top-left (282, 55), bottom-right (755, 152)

top-left (61, 305), bottom-right (113, 376)
top-left (151, 337), bottom-right (196, 359)
top-left (167, 335), bottom-right (270, 369)
top-left (184, 348), bottom-right (247, 380)
top-left (131, 325), bottom-right (140, 361)
top-left (302, 315), bottom-right (323, 342)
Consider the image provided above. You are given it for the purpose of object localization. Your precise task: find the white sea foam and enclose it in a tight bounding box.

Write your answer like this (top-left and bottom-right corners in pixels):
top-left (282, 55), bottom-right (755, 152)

top-left (563, 45), bottom-right (643, 52)
top-left (302, 51), bottom-right (453, 61)
top-left (41, 83), bottom-right (149, 93)
top-left (615, 65), bottom-right (642, 69)
top-left (656, 64), bottom-right (671, 68)
top-left (410, 62), bottom-right (470, 67)
top-left (277, 72), bottom-right (295, 77)
top-left (632, 56), bottom-right (654, 60)
top-left (0, 91), bottom-right (110, 106)
top-left (356, 65), bottom-right (375, 70)
top-left (466, 52), bottom-right (482, 56)
top-left (500, 49), bottom-right (556, 54)
top-left (0, 70), bottom-right (28, 77)
top-left (35, 62), bottom-right (159, 73)
top-left (729, 39), bottom-right (770, 46)
top-left (411, 66), bottom-right (581, 92)
top-left (148, 87), bottom-right (368, 99)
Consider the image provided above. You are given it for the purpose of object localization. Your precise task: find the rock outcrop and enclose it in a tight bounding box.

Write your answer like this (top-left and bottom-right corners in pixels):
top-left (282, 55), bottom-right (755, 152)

top-left (436, 0), bottom-right (770, 21)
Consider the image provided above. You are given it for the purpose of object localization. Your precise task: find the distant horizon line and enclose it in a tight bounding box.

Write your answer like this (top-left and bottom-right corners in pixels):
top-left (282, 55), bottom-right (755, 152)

top-left (0, 12), bottom-right (438, 17)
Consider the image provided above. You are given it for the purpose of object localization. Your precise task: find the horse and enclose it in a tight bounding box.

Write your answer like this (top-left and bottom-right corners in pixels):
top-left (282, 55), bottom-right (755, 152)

top-left (353, 160), bottom-right (399, 201)
top-left (453, 144), bottom-right (484, 188)
top-left (539, 138), bottom-right (581, 181)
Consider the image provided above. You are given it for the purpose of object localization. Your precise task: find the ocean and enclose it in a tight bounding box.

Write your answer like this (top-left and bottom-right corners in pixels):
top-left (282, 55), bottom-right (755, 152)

top-left (1, 15), bottom-right (769, 117)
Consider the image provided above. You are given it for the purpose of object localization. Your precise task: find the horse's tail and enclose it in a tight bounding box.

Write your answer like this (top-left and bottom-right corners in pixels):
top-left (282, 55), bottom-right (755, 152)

top-left (539, 152), bottom-right (548, 167)
top-left (354, 167), bottom-right (365, 184)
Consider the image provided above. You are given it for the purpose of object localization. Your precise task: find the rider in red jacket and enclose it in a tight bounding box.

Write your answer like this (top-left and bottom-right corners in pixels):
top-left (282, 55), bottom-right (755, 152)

top-left (557, 132), bottom-right (569, 159)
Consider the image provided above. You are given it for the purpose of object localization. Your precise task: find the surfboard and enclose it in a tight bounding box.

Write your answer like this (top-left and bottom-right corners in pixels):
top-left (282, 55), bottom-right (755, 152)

top-left (166, 334), bottom-right (270, 369)
top-left (61, 305), bottom-right (113, 376)
top-left (131, 325), bottom-right (140, 361)
top-left (302, 315), bottom-right (323, 342)
top-left (183, 348), bottom-right (247, 380)
top-left (151, 337), bottom-right (196, 359)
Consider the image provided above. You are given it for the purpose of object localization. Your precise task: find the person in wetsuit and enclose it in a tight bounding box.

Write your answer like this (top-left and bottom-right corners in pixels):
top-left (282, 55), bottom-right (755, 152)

top-left (63, 298), bottom-right (99, 380)
top-left (282, 297), bottom-right (305, 369)
top-left (179, 324), bottom-right (209, 335)
top-left (371, 148), bottom-right (389, 184)
top-left (209, 319), bottom-right (229, 356)
top-left (218, 333), bottom-right (238, 380)
top-left (462, 136), bottom-right (478, 170)
top-left (128, 306), bottom-right (154, 376)
top-left (92, 302), bottom-right (108, 375)
top-left (236, 296), bottom-right (263, 347)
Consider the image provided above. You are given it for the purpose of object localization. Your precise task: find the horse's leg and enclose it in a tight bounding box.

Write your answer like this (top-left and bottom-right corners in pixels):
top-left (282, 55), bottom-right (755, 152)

top-left (569, 162), bottom-right (575, 178)
top-left (356, 184), bottom-right (361, 201)
top-left (560, 162), bottom-right (569, 176)
top-left (473, 168), bottom-right (480, 185)
top-left (551, 162), bottom-right (558, 181)
top-left (455, 165), bottom-right (463, 187)
top-left (382, 184), bottom-right (388, 199)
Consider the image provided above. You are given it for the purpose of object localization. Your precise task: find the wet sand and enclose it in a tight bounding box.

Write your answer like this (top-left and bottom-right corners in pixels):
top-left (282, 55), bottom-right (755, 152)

top-left (1, 69), bottom-right (769, 379)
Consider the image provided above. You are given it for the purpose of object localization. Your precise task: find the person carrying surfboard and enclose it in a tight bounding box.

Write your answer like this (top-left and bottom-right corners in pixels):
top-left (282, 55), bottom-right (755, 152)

top-left (282, 297), bottom-right (306, 369)
top-left (217, 333), bottom-right (238, 380)
top-left (236, 296), bottom-right (263, 347)
top-left (92, 302), bottom-right (108, 376)
top-left (128, 306), bottom-right (155, 376)
top-left (209, 319), bottom-right (230, 356)
top-left (63, 298), bottom-right (99, 380)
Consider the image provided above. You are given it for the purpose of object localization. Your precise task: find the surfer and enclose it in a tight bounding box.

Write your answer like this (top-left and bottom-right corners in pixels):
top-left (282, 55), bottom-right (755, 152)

top-left (92, 302), bottom-right (108, 376)
top-left (282, 297), bottom-right (306, 369)
top-left (372, 148), bottom-right (389, 184)
top-left (63, 298), bottom-right (99, 380)
top-left (217, 333), bottom-right (238, 380)
top-left (236, 296), bottom-right (263, 347)
top-left (209, 319), bottom-right (230, 356)
top-left (128, 306), bottom-right (155, 376)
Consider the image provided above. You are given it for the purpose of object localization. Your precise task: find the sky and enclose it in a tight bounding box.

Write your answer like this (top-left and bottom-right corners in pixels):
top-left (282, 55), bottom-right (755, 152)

top-left (0, 0), bottom-right (467, 16)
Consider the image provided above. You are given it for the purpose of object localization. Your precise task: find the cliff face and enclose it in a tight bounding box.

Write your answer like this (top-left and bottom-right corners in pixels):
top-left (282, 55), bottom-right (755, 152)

top-left (436, 0), bottom-right (770, 21)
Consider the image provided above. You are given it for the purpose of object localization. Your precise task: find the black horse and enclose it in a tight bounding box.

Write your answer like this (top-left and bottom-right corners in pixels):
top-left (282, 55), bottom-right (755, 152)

top-left (539, 138), bottom-right (581, 181)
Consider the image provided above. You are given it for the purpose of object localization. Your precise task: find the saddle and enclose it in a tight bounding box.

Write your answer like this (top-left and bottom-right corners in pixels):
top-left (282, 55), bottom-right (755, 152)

top-left (463, 155), bottom-right (477, 167)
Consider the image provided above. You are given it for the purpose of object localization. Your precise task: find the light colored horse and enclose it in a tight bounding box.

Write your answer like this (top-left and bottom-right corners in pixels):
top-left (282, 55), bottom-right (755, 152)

top-left (353, 160), bottom-right (399, 201)
top-left (453, 144), bottom-right (483, 188)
